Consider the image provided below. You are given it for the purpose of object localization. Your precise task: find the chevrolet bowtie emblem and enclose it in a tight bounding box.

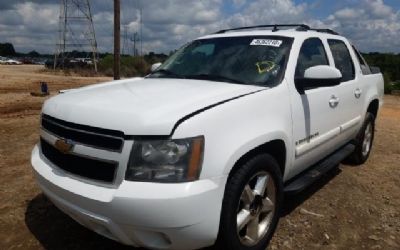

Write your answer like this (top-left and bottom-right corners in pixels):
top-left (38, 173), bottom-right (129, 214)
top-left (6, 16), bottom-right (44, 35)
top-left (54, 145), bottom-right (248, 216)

top-left (54, 139), bottom-right (74, 154)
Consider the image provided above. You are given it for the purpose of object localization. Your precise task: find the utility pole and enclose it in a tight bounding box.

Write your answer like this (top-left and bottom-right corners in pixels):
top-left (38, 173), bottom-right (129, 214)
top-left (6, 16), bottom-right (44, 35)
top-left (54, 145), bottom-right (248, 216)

top-left (114, 0), bottom-right (121, 80)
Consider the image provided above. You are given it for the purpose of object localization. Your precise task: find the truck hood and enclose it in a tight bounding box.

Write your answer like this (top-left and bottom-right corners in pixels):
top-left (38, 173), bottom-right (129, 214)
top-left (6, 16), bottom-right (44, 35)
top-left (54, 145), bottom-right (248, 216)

top-left (43, 78), bottom-right (265, 135)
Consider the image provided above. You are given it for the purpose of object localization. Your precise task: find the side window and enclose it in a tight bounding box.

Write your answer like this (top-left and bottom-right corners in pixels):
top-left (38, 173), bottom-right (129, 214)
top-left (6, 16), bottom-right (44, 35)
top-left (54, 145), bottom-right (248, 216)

top-left (192, 43), bottom-right (215, 56)
top-left (352, 45), bottom-right (371, 75)
top-left (295, 38), bottom-right (329, 78)
top-left (328, 40), bottom-right (355, 81)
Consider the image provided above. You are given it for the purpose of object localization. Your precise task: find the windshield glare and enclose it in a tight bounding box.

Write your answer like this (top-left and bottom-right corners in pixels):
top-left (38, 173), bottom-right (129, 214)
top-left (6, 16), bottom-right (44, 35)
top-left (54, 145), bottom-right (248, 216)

top-left (149, 36), bottom-right (293, 86)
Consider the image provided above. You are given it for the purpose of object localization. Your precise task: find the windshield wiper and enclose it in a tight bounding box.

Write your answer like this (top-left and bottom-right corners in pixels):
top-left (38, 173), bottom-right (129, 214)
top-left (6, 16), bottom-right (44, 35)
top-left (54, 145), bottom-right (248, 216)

top-left (186, 74), bottom-right (247, 85)
top-left (150, 69), bottom-right (185, 79)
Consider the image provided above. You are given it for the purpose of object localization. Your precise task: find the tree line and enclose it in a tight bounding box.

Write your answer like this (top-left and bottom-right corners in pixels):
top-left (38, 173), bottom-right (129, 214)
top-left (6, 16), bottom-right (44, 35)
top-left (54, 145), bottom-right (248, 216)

top-left (363, 52), bottom-right (400, 93)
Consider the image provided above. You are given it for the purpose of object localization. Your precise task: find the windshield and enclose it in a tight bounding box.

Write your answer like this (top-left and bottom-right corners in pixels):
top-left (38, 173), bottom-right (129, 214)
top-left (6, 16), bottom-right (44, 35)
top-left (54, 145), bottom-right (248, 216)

top-left (148, 36), bottom-right (293, 86)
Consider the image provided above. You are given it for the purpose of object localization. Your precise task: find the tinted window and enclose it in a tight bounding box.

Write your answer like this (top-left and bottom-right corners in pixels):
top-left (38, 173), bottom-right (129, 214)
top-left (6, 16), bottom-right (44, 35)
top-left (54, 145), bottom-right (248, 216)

top-left (295, 38), bottom-right (329, 78)
top-left (192, 44), bottom-right (215, 56)
top-left (328, 40), bottom-right (355, 81)
top-left (352, 45), bottom-right (371, 75)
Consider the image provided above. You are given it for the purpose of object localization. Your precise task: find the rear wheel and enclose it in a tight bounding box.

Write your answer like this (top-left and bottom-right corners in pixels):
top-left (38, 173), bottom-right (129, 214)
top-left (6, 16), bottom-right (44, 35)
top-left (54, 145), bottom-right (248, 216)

top-left (346, 112), bottom-right (375, 165)
top-left (217, 154), bottom-right (283, 250)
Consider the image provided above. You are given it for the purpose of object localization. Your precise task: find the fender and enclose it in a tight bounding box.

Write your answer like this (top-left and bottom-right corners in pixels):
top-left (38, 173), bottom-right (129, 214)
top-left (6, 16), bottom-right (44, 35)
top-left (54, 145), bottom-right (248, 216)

top-left (363, 94), bottom-right (380, 119)
top-left (172, 83), bottom-right (293, 180)
top-left (223, 131), bottom-right (289, 179)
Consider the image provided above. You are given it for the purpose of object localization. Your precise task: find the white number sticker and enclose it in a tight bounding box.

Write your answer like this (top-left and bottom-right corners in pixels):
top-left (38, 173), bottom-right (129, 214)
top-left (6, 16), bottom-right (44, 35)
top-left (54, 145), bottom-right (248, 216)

top-left (250, 39), bottom-right (283, 47)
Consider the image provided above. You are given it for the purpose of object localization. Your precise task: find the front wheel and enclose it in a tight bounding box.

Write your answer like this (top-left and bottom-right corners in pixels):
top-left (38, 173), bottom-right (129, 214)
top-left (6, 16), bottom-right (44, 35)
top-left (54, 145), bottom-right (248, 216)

top-left (216, 154), bottom-right (283, 250)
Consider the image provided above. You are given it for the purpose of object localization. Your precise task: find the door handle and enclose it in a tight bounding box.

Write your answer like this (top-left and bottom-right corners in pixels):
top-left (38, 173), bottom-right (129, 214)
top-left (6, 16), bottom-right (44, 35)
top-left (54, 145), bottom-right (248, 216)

top-left (354, 88), bottom-right (362, 98)
top-left (329, 95), bottom-right (339, 108)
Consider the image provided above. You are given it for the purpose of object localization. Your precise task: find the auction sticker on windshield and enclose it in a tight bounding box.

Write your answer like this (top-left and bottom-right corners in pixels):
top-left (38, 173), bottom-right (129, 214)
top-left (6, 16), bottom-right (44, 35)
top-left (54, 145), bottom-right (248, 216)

top-left (250, 39), bottom-right (282, 47)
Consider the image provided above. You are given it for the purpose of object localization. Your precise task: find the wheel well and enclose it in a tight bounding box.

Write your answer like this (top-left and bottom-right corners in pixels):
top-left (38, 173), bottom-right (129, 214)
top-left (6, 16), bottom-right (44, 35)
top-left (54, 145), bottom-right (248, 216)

top-left (367, 99), bottom-right (379, 119)
top-left (228, 140), bottom-right (286, 179)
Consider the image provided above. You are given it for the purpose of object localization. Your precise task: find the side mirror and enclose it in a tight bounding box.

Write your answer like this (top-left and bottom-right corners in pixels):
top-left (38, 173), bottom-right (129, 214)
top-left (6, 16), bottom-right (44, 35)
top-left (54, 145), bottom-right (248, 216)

top-left (151, 62), bottom-right (162, 72)
top-left (295, 65), bottom-right (342, 93)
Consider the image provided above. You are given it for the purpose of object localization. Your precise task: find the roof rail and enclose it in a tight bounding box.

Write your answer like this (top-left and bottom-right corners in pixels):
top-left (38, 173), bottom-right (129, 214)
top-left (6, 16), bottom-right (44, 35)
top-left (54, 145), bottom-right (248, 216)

top-left (215, 24), bottom-right (311, 34)
top-left (214, 24), bottom-right (339, 35)
top-left (311, 28), bottom-right (339, 35)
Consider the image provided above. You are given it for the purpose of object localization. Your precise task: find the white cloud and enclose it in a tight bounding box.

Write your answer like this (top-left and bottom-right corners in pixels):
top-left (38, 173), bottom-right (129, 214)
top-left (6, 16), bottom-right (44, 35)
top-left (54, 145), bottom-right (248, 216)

top-left (0, 2), bottom-right (58, 52)
top-left (218, 0), bottom-right (309, 28)
top-left (0, 0), bottom-right (399, 54)
top-left (333, 8), bottom-right (364, 20)
top-left (321, 0), bottom-right (400, 52)
top-left (367, 0), bottom-right (393, 18)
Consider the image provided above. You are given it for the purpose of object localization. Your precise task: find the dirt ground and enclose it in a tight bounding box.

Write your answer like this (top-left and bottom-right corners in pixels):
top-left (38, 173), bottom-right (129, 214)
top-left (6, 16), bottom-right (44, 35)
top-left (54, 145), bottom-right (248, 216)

top-left (0, 65), bottom-right (399, 250)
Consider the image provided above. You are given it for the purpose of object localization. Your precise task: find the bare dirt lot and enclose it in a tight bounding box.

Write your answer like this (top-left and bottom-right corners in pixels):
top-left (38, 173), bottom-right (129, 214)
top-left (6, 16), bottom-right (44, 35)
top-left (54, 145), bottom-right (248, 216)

top-left (0, 65), bottom-right (399, 250)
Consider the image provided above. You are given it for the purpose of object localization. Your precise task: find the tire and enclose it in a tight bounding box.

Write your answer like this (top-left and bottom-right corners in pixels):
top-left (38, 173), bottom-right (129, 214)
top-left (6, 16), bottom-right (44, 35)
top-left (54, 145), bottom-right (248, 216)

top-left (346, 112), bottom-right (375, 165)
top-left (216, 154), bottom-right (283, 250)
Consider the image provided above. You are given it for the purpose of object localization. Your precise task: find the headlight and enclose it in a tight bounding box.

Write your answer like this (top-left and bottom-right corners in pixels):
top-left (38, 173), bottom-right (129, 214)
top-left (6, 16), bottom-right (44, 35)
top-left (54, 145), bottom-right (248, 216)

top-left (126, 136), bottom-right (204, 182)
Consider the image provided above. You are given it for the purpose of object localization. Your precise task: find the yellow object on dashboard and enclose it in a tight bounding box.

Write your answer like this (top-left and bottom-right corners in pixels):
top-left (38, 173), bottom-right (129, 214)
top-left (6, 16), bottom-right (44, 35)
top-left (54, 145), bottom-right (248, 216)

top-left (255, 61), bottom-right (276, 74)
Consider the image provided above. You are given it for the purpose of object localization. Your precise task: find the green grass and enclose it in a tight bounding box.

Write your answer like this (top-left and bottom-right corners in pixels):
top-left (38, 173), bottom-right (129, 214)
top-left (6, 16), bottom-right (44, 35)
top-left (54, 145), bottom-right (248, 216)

top-left (98, 55), bottom-right (150, 77)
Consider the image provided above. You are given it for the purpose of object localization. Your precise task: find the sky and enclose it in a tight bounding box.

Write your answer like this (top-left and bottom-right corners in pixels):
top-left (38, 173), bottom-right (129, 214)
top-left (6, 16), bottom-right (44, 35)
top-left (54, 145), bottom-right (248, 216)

top-left (0, 0), bottom-right (399, 54)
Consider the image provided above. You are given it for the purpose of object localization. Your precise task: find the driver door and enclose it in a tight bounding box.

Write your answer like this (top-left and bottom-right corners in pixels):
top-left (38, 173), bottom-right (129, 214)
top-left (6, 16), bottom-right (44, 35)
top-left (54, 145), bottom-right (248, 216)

top-left (288, 37), bottom-right (343, 178)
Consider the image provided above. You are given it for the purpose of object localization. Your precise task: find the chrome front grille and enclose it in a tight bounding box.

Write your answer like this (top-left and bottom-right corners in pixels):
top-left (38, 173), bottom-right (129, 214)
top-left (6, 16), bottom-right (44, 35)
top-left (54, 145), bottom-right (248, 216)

top-left (40, 138), bottom-right (118, 183)
top-left (41, 114), bottom-right (124, 152)
top-left (40, 114), bottom-right (127, 184)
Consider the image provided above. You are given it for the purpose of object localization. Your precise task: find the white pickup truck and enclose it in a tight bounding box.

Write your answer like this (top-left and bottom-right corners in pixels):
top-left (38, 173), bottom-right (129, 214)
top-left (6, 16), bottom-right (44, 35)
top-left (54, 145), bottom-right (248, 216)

top-left (31, 24), bottom-right (384, 250)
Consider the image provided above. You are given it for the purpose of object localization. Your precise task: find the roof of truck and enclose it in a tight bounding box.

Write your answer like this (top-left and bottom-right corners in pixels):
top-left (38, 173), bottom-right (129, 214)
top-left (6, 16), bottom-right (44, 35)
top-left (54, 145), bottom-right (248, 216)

top-left (198, 24), bottom-right (345, 41)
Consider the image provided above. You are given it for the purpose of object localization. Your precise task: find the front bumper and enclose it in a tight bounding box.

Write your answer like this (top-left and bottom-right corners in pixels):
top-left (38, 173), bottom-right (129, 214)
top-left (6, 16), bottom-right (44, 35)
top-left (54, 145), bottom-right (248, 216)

top-left (31, 145), bottom-right (226, 250)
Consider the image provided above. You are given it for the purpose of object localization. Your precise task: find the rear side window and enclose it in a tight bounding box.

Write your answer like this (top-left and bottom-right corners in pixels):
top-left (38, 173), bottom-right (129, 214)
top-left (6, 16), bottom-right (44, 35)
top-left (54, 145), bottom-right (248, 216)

top-left (352, 45), bottom-right (371, 75)
top-left (295, 38), bottom-right (329, 78)
top-left (328, 40), bottom-right (355, 81)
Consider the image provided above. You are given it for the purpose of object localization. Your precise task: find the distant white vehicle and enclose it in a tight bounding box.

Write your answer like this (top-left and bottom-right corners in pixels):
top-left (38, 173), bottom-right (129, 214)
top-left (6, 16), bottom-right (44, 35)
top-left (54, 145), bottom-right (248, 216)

top-left (7, 59), bottom-right (22, 65)
top-left (0, 57), bottom-right (22, 65)
top-left (84, 58), bottom-right (94, 65)
top-left (75, 57), bottom-right (94, 64)
top-left (0, 56), bottom-right (8, 64)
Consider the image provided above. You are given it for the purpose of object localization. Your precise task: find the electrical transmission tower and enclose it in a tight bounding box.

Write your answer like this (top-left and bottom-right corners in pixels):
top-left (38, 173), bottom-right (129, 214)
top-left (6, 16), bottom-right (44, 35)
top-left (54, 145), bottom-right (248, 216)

top-left (54, 0), bottom-right (98, 72)
top-left (122, 24), bottom-right (129, 55)
top-left (122, 27), bottom-right (140, 56)
top-left (131, 32), bottom-right (140, 56)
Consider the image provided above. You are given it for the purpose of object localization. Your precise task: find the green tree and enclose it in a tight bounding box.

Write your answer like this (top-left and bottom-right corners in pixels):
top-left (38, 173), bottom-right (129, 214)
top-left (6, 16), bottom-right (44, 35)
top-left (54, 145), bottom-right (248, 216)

top-left (28, 50), bottom-right (40, 57)
top-left (0, 43), bottom-right (16, 56)
top-left (363, 52), bottom-right (400, 94)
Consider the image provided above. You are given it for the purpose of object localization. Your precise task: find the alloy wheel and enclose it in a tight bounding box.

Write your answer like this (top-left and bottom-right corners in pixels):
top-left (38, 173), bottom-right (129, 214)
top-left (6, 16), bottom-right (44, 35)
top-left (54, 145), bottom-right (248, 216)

top-left (236, 171), bottom-right (276, 246)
